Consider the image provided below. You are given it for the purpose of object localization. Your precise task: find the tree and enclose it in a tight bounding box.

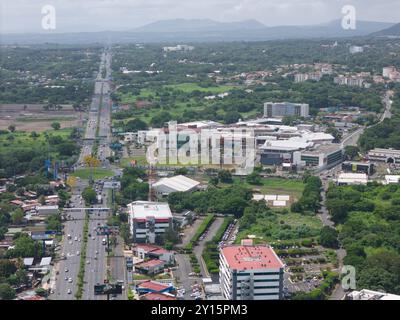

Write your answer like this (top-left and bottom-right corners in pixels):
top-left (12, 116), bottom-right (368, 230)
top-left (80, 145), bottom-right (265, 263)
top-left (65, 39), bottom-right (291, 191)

top-left (0, 260), bottom-right (17, 278)
top-left (8, 125), bottom-right (16, 133)
top-left (51, 122), bottom-right (61, 130)
top-left (82, 187), bottom-right (97, 205)
top-left (11, 208), bottom-right (24, 225)
top-left (246, 171), bottom-right (262, 185)
top-left (325, 127), bottom-right (342, 143)
top-left (0, 283), bottom-right (16, 300)
top-left (344, 146), bottom-right (360, 160)
top-left (320, 226), bottom-right (339, 248)
top-left (163, 225), bottom-right (180, 245)
top-left (218, 170), bottom-right (233, 183)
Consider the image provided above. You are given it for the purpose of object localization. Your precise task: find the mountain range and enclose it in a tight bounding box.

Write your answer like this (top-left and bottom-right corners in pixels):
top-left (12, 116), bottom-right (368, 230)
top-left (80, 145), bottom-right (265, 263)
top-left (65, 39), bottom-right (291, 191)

top-left (372, 22), bottom-right (400, 36)
top-left (0, 19), bottom-right (397, 44)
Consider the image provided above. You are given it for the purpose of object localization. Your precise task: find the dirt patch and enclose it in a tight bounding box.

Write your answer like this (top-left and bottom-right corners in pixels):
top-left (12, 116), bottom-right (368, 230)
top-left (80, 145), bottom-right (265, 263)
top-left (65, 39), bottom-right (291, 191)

top-left (0, 104), bottom-right (83, 132)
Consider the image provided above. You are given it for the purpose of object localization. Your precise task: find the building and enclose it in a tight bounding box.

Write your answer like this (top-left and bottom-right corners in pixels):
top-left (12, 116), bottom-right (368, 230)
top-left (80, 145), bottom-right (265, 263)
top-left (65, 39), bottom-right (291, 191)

top-left (135, 259), bottom-right (166, 275)
top-left (140, 292), bottom-right (176, 300)
top-left (133, 244), bottom-right (175, 264)
top-left (263, 102), bottom-right (309, 118)
top-left (219, 244), bottom-right (284, 300)
top-left (152, 175), bottom-right (200, 199)
top-left (296, 144), bottom-right (343, 169)
top-left (136, 280), bottom-right (175, 295)
top-left (36, 205), bottom-right (59, 216)
top-left (342, 161), bottom-right (374, 175)
top-left (384, 175), bottom-right (400, 184)
top-left (127, 201), bottom-right (173, 244)
top-left (383, 66), bottom-right (398, 79)
top-left (345, 289), bottom-right (400, 300)
top-left (349, 45), bottom-right (364, 54)
top-left (368, 148), bottom-right (400, 163)
top-left (337, 172), bottom-right (368, 185)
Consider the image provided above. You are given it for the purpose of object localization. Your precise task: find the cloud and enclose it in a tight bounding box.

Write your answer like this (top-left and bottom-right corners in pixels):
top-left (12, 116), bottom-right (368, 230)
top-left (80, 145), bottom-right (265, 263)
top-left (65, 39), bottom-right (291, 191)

top-left (0, 0), bottom-right (398, 33)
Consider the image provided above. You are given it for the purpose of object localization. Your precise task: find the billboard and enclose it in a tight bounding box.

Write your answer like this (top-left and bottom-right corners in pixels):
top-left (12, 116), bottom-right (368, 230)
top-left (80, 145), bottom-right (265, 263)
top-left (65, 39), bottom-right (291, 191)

top-left (31, 230), bottom-right (57, 241)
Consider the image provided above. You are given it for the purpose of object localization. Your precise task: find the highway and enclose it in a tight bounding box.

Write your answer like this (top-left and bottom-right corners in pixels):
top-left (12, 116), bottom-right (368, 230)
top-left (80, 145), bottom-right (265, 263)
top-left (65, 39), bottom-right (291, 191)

top-left (50, 48), bottom-right (116, 300)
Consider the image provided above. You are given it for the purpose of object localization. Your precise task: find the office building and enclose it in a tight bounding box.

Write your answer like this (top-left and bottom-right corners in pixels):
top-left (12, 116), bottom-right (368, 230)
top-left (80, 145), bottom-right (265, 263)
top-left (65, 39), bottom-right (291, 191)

top-left (219, 244), bottom-right (284, 300)
top-left (263, 102), bottom-right (309, 118)
top-left (368, 148), bottom-right (400, 163)
top-left (342, 161), bottom-right (374, 175)
top-left (127, 201), bottom-right (173, 244)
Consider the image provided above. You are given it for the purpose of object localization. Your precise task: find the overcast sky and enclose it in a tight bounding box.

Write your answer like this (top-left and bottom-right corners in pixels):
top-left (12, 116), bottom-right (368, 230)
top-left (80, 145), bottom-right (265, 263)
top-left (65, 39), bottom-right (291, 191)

top-left (0, 0), bottom-right (399, 34)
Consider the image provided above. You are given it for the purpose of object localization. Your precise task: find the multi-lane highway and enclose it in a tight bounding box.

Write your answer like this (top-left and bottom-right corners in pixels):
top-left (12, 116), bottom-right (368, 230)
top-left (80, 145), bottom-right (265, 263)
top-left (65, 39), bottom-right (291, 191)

top-left (50, 48), bottom-right (119, 300)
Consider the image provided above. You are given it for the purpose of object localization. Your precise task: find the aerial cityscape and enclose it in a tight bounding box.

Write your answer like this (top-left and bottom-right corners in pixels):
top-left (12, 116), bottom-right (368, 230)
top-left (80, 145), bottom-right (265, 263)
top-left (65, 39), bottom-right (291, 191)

top-left (1, 0), bottom-right (400, 304)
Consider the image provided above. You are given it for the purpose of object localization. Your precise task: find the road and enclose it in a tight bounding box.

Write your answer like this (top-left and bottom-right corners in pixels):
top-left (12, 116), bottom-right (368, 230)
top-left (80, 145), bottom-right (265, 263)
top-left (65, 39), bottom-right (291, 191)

top-left (193, 217), bottom-right (224, 279)
top-left (340, 90), bottom-right (393, 149)
top-left (49, 181), bottom-right (87, 300)
top-left (50, 48), bottom-right (115, 300)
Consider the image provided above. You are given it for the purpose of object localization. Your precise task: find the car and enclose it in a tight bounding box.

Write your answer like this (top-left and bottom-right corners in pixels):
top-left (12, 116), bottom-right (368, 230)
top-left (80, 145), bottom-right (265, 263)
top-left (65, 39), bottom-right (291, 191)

top-left (86, 260), bottom-right (90, 264)
top-left (74, 236), bottom-right (78, 241)
top-left (65, 276), bottom-right (68, 281)
top-left (69, 241), bottom-right (73, 245)
top-left (76, 251), bottom-right (80, 256)
top-left (95, 250), bottom-right (98, 255)
top-left (67, 289), bottom-right (72, 294)
top-left (65, 268), bottom-right (69, 272)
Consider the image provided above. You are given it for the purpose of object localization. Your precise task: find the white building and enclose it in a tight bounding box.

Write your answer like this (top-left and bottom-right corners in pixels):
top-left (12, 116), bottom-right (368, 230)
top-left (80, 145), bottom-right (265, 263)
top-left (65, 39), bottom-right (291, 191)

top-left (36, 205), bottom-right (59, 216)
top-left (127, 201), bottom-right (173, 244)
top-left (219, 243), bottom-right (284, 300)
top-left (337, 172), bottom-right (368, 185)
top-left (152, 175), bottom-right (200, 199)
top-left (264, 102), bottom-right (309, 118)
top-left (346, 289), bottom-right (400, 300)
top-left (349, 46), bottom-right (364, 54)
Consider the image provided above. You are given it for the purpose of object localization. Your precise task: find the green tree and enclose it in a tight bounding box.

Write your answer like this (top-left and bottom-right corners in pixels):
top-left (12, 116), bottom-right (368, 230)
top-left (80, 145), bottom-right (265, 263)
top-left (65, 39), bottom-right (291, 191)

top-left (320, 226), bottom-right (339, 248)
top-left (82, 187), bottom-right (97, 205)
top-left (0, 283), bottom-right (16, 300)
top-left (218, 170), bottom-right (233, 183)
top-left (51, 122), bottom-right (61, 130)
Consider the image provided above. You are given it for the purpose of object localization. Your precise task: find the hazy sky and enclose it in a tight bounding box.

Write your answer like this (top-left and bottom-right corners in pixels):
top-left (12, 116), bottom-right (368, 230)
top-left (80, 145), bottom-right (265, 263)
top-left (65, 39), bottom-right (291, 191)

top-left (0, 0), bottom-right (399, 33)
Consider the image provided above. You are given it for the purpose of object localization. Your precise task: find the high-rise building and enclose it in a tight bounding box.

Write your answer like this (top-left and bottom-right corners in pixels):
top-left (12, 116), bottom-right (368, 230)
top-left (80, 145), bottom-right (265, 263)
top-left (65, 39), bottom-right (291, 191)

top-left (127, 201), bottom-right (173, 244)
top-left (263, 102), bottom-right (309, 118)
top-left (219, 243), bottom-right (285, 300)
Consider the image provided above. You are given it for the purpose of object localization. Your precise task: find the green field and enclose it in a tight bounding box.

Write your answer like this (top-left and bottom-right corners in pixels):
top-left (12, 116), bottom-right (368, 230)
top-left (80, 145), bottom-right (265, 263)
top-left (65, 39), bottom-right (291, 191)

top-left (71, 168), bottom-right (114, 180)
top-left (164, 83), bottom-right (236, 93)
top-left (229, 177), bottom-right (305, 200)
top-left (0, 128), bottom-right (72, 150)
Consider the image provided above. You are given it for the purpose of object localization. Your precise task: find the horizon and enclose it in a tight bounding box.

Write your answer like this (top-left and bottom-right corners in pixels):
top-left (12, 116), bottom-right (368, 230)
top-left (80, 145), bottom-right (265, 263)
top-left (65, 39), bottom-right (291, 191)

top-left (0, 0), bottom-right (399, 34)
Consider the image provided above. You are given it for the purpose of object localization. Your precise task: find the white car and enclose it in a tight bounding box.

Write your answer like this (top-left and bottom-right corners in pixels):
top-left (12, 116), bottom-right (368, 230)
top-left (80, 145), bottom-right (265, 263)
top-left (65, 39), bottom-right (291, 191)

top-left (68, 278), bottom-right (73, 283)
top-left (67, 289), bottom-right (72, 294)
top-left (65, 268), bottom-right (69, 272)
top-left (76, 251), bottom-right (80, 256)
top-left (74, 236), bottom-right (78, 241)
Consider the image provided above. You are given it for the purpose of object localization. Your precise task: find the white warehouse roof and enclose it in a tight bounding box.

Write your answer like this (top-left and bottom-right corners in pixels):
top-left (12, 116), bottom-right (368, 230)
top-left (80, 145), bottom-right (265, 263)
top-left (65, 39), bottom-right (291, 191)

top-left (153, 175), bottom-right (200, 193)
top-left (337, 173), bottom-right (368, 185)
top-left (128, 201), bottom-right (172, 219)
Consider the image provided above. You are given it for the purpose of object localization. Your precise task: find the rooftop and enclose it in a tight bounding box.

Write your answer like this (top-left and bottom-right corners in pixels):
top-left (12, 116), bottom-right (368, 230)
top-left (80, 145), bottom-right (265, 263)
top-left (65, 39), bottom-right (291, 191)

top-left (140, 292), bottom-right (176, 300)
top-left (221, 245), bottom-right (284, 271)
top-left (137, 280), bottom-right (171, 292)
top-left (136, 259), bottom-right (165, 269)
top-left (153, 175), bottom-right (200, 192)
top-left (128, 201), bottom-right (172, 219)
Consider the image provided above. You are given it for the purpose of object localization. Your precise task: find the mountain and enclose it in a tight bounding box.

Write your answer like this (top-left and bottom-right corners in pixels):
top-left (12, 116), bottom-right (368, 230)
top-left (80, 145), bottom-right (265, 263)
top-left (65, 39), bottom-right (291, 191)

top-left (0, 19), bottom-right (395, 44)
top-left (371, 23), bottom-right (400, 36)
top-left (132, 19), bottom-right (267, 33)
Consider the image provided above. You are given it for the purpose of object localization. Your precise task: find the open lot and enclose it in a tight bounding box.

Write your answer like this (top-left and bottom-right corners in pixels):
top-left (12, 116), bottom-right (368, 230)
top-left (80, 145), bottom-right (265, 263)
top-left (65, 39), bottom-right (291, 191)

top-left (0, 104), bottom-right (83, 132)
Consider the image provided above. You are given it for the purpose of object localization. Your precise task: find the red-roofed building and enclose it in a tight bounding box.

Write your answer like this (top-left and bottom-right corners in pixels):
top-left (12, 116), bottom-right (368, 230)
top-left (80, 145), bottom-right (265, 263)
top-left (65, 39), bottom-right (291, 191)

top-left (135, 259), bottom-right (166, 275)
top-left (133, 244), bottom-right (175, 264)
top-left (140, 292), bottom-right (176, 300)
top-left (136, 280), bottom-right (175, 295)
top-left (219, 244), bottom-right (284, 300)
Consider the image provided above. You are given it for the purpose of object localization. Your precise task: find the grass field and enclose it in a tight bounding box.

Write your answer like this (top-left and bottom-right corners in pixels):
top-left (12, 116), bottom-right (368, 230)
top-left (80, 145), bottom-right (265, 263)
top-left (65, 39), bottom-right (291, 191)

top-left (229, 177), bottom-right (305, 200)
top-left (164, 83), bottom-right (236, 93)
top-left (71, 168), bottom-right (114, 180)
top-left (0, 128), bottom-right (72, 151)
